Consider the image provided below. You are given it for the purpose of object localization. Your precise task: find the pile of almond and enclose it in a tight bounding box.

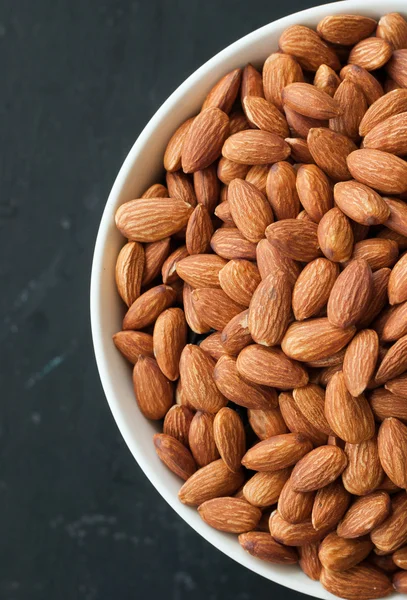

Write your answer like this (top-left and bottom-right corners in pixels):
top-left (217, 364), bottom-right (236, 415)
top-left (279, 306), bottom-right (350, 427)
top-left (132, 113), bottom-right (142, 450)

top-left (112, 12), bottom-right (407, 600)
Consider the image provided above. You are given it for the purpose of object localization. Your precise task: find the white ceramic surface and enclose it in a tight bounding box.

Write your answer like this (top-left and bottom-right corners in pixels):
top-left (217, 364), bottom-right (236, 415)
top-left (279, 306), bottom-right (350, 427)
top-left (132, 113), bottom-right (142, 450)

top-left (91, 2), bottom-right (404, 597)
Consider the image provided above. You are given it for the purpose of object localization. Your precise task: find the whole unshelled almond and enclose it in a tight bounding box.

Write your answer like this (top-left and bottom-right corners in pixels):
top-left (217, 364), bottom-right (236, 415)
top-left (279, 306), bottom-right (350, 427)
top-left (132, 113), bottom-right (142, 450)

top-left (317, 14), bottom-right (376, 45)
top-left (298, 543), bottom-right (322, 581)
top-left (342, 436), bottom-right (384, 496)
top-left (185, 204), bottom-right (213, 255)
top-left (349, 37), bottom-right (392, 71)
top-left (179, 345), bottom-right (227, 413)
top-left (317, 208), bottom-right (354, 263)
top-left (228, 179), bottom-right (273, 243)
top-left (141, 238), bottom-right (171, 286)
top-left (176, 254), bottom-right (226, 288)
top-left (219, 259), bottom-right (261, 307)
top-left (141, 182), bottom-right (168, 199)
top-left (115, 198), bottom-right (193, 242)
top-left (242, 96), bottom-right (289, 137)
top-left (340, 64), bottom-right (384, 106)
top-left (279, 391), bottom-right (327, 447)
top-left (292, 384), bottom-right (331, 435)
top-left (314, 64), bottom-right (341, 97)
top-left (370, 387), bottom-right (407, 422)
top-left (325, 371), bottom-right (375, 444)
top-left (263, 53), bottom-right (304, 110)
top-left (292, 258), bottom-right (339, 321)
top-left (327, 259), bottom-right (373, 328)
top-left (245, 164), bottom-right (269, 194)
top-left (198, 497), bottom-right (261, 534)
top-left (133, 356), bottom-right (173, 420)
top-left (370, 492), bottom-right (407, 553)
top-left (178, 459), bottom-right (244, 506)
top-left (343, 329), bottom-right (379, 396)
top-left (358, 268), bottom-right (391, 329)
top-left (183, 283), bottom-right (210, 334)
top-left (337, 491), bottom-right (391, 539)
top-left (182, 107), bottom-right (229, 173)
top-left (269, 511), bottom-right (328, 546)
top-left (377, 13), bottom-right (407, 49)
top-left (222, 129), bottom-right (290, 165)
top-left (163, 405), bottom-right (194, 447)
top-left (359, 88), bottom-right (407, 136)
top-left (266, 219), bottom-right (321, 262)
top-left (243, 469), bottom-right (291, 507)
top-left (386, 373), bottom-right (407, 398)
top-left (166, 170), bottom-right (197, 207)
top-left (213, 407), bottom-right (246, 473)
top-left (393, 571), bottom-right (407, 594)
top-left (152, 308), bottom-right (186, 381)
top-left (284, 106), bottom-right (328, 139)
top-left (247, 406), bottom-right (288, 440)
top-left (188, 411), bottom-right (219, 467)
top-left (279, 25), bottom-right (340, 71)
top-left (266, 162), bottom-right (300, 221)
top-left (312, 480), bottom-right (351, 531)
top-left (242, 433), bottom-right (313, 472)
top-left (296, 164), bottom-right (333, 224)
top-left (282, 83), bottom-right (341, 120)
top-left (164, 117), bottom-right (194, 172)
top-left (335, 180), bottom-right (390, 227)
top-left (285, 137), bottom-right (315, 164)
top-left (256, 238), bottom-right (301, 285)
top-left (320, 563), bottom-right (392, 600)
top-left (281, 318), bottom-right (356, 363)
top-left (375, 334), bottom-right (407, 383)
top-left (277, 476), bottom-right (314, 524)
top-left (201, 68), bottom-right (242, 114)
top-left (115, 241), bottom-right (144, 307)
top-left (214, 200), bottom-right (234, 226)
top-left (348, 238), bottom-right (398, 271)
top-left (123, 284), bottom-right (176, 330)
top-left (308, 127), bottom-right (356, 182)
top-left (193, 164), bottom-right (220, 213)
top-left (393, 545), bottom-right (407, 569)
top-left (153, 433), bottom-right (196, 481)
top-left (248, 270), bottom-right (291, 346)
top-left (386, 49), bottom-right (407, 88)
top-left (211, 227), bottom-right (257, 260)
top-left (221, 309), bottom-right (252, 356)
top-left (113, 331), bottom-right (154, 364)
top-left (330, 79), bottom-right (367, 141)
top-left (291, 446), bottom-right (347, 493)
top-left (241, 63), bottom-right (264, 101)
top-left (347, 149), bottom-right (407, 194)
top-left (378, 418), bottom-right (407, 489)
top-left (364, 111), bottom-right (407, 156)
top-left (319, 532), bottom-right (373, 573)
top-left (192, 288), bottom-right (245, 331)
top-left (161, 246), bottom-right (189, 285)
top-left (384, 197), bottom-right (407, 237)
top-left (389, 252), bottom-right (407, 304)
top-left (239, 531), bottom-right (298, 564)
top-left (217, 157), bottom-right (249, 185)
top-left (237, 344), bottom-right (308, 389)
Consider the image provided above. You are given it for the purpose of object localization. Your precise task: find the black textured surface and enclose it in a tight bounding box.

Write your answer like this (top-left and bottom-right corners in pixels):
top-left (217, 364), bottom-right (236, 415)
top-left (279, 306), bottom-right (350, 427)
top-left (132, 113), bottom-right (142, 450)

top-left (0, 1), bottom-right (335, 598)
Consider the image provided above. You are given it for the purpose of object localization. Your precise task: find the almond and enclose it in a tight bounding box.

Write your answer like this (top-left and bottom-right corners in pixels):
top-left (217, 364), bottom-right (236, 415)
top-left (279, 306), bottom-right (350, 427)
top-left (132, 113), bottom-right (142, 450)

top-left (166, 170), bottom-right (197, 207)
top-left (343, 329), bottom-right (379, 396)
top-left (266, 219), bottom-right (321, 262)
top-left (319, 532), bottom-right (373, 573)
top-left (330, 79), bottom-right (367, 141)
top-left (312, 480), bottom-right (351, 531)
top-left (347, 149), bottom-right (407, 195)
top-left (279, 391), bottom-right (328, 447)
top-left (185, 204), bottom-right (213, 255)
top-left (228, 178), bottom-right (273, 243)
top-left (192, 288), bottom-right (245, 331)
top-left (237, 344), bottom-right (309, 389)
top-left (153, 308), bottom-right (187, 381)
top-left (307, 127), bottom-right (356, 182)
top-left (243, 96), bottom-right (289, 137)
top-left (266, 162), bottom-right (300, 221)
top-left (389, 252), bottom-right (407, 304)
top-left (279, 25), bottom-right (340, 71)
top-left (317, 14), bottom-right (377, 45)
top-left (384, 77), bottom-right (402, 92)
top-left (328, 259), bottom-right (373, 328)
top-left (377, 227), bottom-right (407, 249)
top-left (176, 254), bottom-right (226, 288)
top-left (183, 282), bottom-right (210, 334)
top-left (123, 284), bottom-right (176, 330)
top-left (179, 345), bottom-right (227, 413)
top-left (325, 371), bottom-right (375, 443)
top-left (182, 107), bottom-right (229, 173)
top-left (214, 200), bottom-right (234, 226)
top-left (219, 259), bottom-right (261, 307)
top-left (241, 63), bottom-right (264, 100)
top-left (285, 137), bottom-right (315, 164)
top-left (359, 89), bottom-right (407, 136)
top-left (217, 157), bottom-right (249, 185)
top-left (248, 270), bottom-right (291, 346)
top-left (269, 511), bottom-right (328, 546)
top-left (133, 356), bottom-right (173, 420)
top-left (193, 164), bottom-right (220, 213)
top-left (245, 164), bottom-right (269, 194)
top-left (317, 208), bottom-right (354, 263)
top-left (164, 117), bottom-right (195, 172)
top-left (370, 491), bottom-right (407, 553)
top-left (141, 238), bottom-right (171, 286)
top-left (393, 545), bottom-right (407, 569)
top-left (318, 364), bottom-right (344, 388)
top-left (153, 433), bottom-right (196, 480)
top-left (393, 571), bottom-right (407, 594)
top-left (334, 180), bottom-right (390, 227)
top-left (256, 238), bottom-right (301, 285)
top-left (262, 53), bottom-right (304, 110)
top-left (306, 348), bottom-right (346, 368)
top-left (188, 411), bottom-right (219, 467)
top-left (247, 406), bottom-right (288, 440)
top-left (358, 268), bottom-right (391, 328)
top-left (337, 491), bottom-right (391, 538)
top-left (385, 373), bottom-right (407, 399)
top-left (228, 109), bottom-right (249, 135)
top-left (292, 258), bottom-right (339, 321)
top-left (213, 407), bottom-right (246, 473)
top-left (221, 309), bottom-right (253, 356)
top-left (213, 354), bottom-right (278, 410)
top-left (243, 469), bottom-right (291, 507)
top-left (375, 301), bottom-right (407, 342)
top-left (281, 318), bottom-right (356, 363)
top-left (291, 446), bottom-right (347, 493)
top-left (199, 332), bottom-right (228, 362)
top-left (370, 387), bottom-right (407, 422)
top-left (384, 197), bottom-right (407, 237)
top-left (340, 64), bottom-right (384, 106)
top-left (369, 553), bottom-right (399, 574)
top-left (210, 227), bottom-right (257, 260)
top-left (364, 111), bottom-right (407, 156)
top-left (222, 129), bottom-right (290, 165)
top-left (115, 241), bottom-right (144, 307)
top-left (239, 531), bottom-right (298, 564)
top-left (386, 49), bottom-right (407, 88)
top-left (201, 68), bottom-right (242, 114)
top-left (349, 37), bottom-right (392, 71)
top-left (347, 238), bottom-right (398, 271)
top-left (178, 459), bottom-right (244, 506)
top-left (375, 334), bottom-right (407, 383)
top-left (161, 246), bottom-right (189, 285)
top-left (377, 13), bottom-right (407, 49)
top-left (163, 405), bottom-right (194, 447)
top-left (115, 198), bottom-right (193, 242)
top-left (378, 417), bottom-right (407, 489)
top-left (198, 496), bottom-right (261, 534)
top-left (284, 106), bottom-right (328, 139)
top-left (292, 384), bottom-right (332, 435)
top-left (113, 330), bottom-right (154, 364)
top-left (296, 164), bottom-right (333, 224)
top-left (320, 563), bottom-right (392, 600)
top-left (314, 64), bottom-right (341, 97)
top-left (298, 543), bottom-right (322, 581)
top-left (141, 183), bottom-right (168, 199)
top-left (241, 433), bottom-right (313, 472)
top-left (278, 476), bottom-right (315, 524)
top-left (283, 83), bottom-right (341, 121)
top-left (342, 436), bottom-right (384, 496)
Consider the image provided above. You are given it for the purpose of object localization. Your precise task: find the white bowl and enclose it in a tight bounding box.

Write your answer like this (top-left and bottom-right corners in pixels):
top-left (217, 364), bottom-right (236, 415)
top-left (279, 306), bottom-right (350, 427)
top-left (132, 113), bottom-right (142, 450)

top-left (91, 1), bottom-right (403, 597)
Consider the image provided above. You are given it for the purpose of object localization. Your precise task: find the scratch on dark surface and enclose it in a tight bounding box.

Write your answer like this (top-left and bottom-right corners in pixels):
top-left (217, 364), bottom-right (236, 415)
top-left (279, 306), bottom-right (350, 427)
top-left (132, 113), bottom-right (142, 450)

top-left (25, 354), bottom-right (66, 389)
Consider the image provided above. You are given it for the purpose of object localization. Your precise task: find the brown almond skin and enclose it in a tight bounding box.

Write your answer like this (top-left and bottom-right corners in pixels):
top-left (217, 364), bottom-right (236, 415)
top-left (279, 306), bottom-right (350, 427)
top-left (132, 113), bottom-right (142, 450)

top-left (386, 49), bottom-right (407, 88)
top-left (176, 254), bottom-right (226, 289)
top-left (325, 371), bottom-right (375, 444)
top-left (317, 208), bottom-right (354, 263)
top-left (371, 492), bottom-right (407, 553)
top-left (164, 117), bottom-right (194, 172)
top-left (340, 64), bottom-right (384, 106)
top-left (378, 418), bottom-right (407, 489)
top-left (192, 288), bottom-right (245, 331)
top-left (228, 178), bottom-right (273, 243)
top-left (185, 204), bottom-right (213, 255)
top-left (193, 163), bottom-right (220, 214)
top-left (327, 259), bottom-right (372, 329)
top-left (115, 241), bottom-right (145, 307)
top-left (269, 511), bottom-right (329, 546)
top-left (239, 531), bottom-right (298, 565)
top-left (298, 543), bottom-right (322, 581)
top-left (282, 82), bottom-right (341, 120)
top-left (320, 563), bottom-right (392, 600)
top-left (279, 391), bottom-right (328, 447)
top-left (241, 63), bottom-right (264, 101)
top-left (377, 13), bottom-right (407, 49)
top-left (166, 171), bottom-right (197, 207)
top-left (312, 480), bottom-right (351, 531)
top-left (141, 183), bottom-right (168, 199)
top-left (284, 106), bottom-right (328, 139)
top-left (178, 459), bottom-right (244, 506)
top-left (182, 107), bottom-right (229, 173)
top-left (161, 246), bottom-right (189, 285)
top-left (179, 345), bottom-right (227, 414)
top-left (243, 96), bottom-right (289, 137)
top-left (389, 252), bottom-right (407, 304)
top-left (307, 127), bottom-right (356, 182)
top-left (384, 197), bottom-right (407, 237)
top-left (237, 344), bottom-right (309, 389)
top-left (248, 271), bottom-right (291, 346)
top-left (188, 411), bottom-right (219, 468)
top-left (368, 553), bottom-right (399, 574)
top-left (279, 25), bottom-right (340, 71)
top-left (278, 476), bottom-right (315, 524)
top-left (241, 433), bottom-right (313, 472)
top-left (347, 149), bottom-right (407, 195)
top-left (211, 227), bottom-right (257, 261)
top-left (123, 284), bottom-right (177, 330)
top-left (113, 331), bottom-right (154, 364)
top-left (256, 238), bottom-right (301, 286)
top-left (319, 532), bottom-right (373, 572)
top-left (267, 162), bottom-right (301, 221)
top-left (199, 332), bottom-right (228, 362)
top-left (314, 64), bottom-right (341, 97)
top-left (222, 129), bottom-right (290, 165)
top-left (376, 227), bottom-right (407, 249)
top-left (201, 68), bottom-right (242, 114)
top-left (393, 545), bottom-right (407, 569)
top-left (292, 384), bottom-right (332, 435)
top-left (285, 137), bottom-right (315, 164)
top-left (334, 181), bottom-right (390, 227)
top-left (133, 357), bottom-right (174, 420)
top-left (163, 405), bottom-right (194, 448)
top-left (360, 88), bottom-right (407, 136)
top-left (348, 37), bottom-right (392, 71)
top-left (245, 164), bottom-right (269, 194)
top-left (375, 334), bottom-right (407, 383)
top-left (141, 238), bottom-right (171, 286)
top-left (347, 238), bottom-right (398, 271)
top-left (292, 258), bottom-right (339, 321)
top-left (153, 308), bottom-right (187, 381)
top-left (342, 436), bottom-right (384, 496)
top-left (296, 164), bottom-right (333, 224)
top-left (266, 219), bottom-right (321, 262)
top-left (183, 283), bottom-right (210, 335)
top-left (358, 268), bottom-right (391, 329)
top-left (247, 407), bottom-right (288, 440)
top-left (219, 259), bottom-right (261, 307)
top-left (343, 329), bottom-right (379, 396)
top-left (263, 53), bottom-right (304, 110)
top-left (281, 318), bottom-right (356, 363)
top-left (337, 491), bottom-right (391, 539)
top-left (221, 309), bottom-right (252, 356)
top-left (364, 111), bottom-right (407, 156)
top-left (153, 433), bottom-right (196, 481)
top-left (198, 497), bottom-right (261, 534)
top-left (291, 446), bottom-right (347, 493)
top-left (243, 469), bottom-right (291, 508)
top-left (217, 157), bottom-right (249, 185)
top-left (317, 15), bottom-right (377, 45)
top-left (386, 373), bottom-right (407, 399)
top-left (371, 387), bottom-right (407, 422)
top-left (213, 407), bottom-right (245, 473)
top-left (394, 571), bottom-right (407, 594)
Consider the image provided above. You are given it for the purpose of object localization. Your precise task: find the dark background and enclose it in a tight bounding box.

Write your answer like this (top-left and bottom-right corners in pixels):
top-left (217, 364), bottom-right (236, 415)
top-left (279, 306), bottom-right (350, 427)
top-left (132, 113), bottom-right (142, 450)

top-left (0, 1), bottom-right (334, 598)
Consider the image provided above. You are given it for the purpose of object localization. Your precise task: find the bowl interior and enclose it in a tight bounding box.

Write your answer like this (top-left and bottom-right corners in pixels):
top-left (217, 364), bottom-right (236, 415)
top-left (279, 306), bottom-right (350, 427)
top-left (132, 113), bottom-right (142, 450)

top-left (91, 1), bottom-right (404, 598)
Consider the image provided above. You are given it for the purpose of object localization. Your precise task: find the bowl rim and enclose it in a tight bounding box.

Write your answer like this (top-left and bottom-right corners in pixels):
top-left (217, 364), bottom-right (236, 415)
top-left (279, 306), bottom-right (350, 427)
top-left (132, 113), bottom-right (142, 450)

top-left (90, 1), bottom-right (401, 598)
